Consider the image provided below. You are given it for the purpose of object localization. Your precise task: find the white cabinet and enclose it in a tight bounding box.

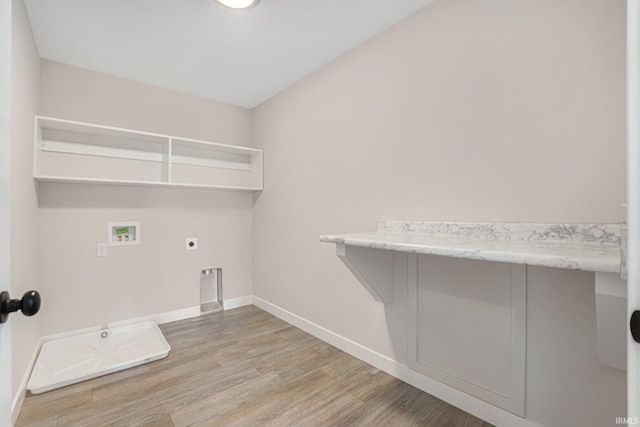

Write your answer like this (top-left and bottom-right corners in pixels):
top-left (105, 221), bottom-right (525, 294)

top-left (33, 116), bottom-right (263, 191)
top-left (321, 220), bottom-right (625, 417)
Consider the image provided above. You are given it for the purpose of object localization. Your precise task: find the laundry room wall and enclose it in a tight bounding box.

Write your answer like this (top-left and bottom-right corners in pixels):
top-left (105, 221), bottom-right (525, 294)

top-left (252, 0), bottom-right (626, 425)
top-left (36, 60), bottom-right (255, 335)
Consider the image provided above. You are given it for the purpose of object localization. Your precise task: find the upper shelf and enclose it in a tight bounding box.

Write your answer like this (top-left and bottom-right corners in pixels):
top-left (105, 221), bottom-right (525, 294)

top-left (33, 116), bottom-right (263, 191)
top-left (321, 221), bottom-right (625, 275)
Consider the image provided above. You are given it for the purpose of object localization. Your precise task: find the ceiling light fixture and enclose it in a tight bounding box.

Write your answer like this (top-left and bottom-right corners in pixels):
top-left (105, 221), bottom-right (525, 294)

top-left (216, 0), bottom-right (260, 9)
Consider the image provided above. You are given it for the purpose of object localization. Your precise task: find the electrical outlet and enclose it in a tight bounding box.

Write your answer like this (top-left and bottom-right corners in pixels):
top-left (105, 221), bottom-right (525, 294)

top-left (97, 243), bottom-right (108, 257)
top-left (186, 238), bottom-right (198, 250)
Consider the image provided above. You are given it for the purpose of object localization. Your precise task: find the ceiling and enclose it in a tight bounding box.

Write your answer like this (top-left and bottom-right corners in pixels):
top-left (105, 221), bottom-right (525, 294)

top-left (24, 0), bottom-right (435, 108)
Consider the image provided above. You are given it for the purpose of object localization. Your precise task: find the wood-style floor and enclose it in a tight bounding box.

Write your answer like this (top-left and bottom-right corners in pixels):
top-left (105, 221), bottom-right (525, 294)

top-left (16, 305), bottom-right (493, 427)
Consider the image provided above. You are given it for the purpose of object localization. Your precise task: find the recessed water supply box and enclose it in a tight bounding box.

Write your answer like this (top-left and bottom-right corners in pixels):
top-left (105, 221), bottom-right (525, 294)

top-left (108, 221), bottom-right (140, 246)
top-left (200, 267), bottom-right (223, 314)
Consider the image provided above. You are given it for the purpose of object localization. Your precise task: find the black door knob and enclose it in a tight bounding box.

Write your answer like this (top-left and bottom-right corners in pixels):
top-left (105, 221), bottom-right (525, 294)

top-left (632, 310), bottom-right (640, 343)
top-left (0, 290), bottom-right (41, 324)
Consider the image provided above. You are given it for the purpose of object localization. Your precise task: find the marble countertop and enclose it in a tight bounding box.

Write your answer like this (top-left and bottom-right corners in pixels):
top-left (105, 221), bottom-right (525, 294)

top-left (320, 221), bottom-right (624, 274)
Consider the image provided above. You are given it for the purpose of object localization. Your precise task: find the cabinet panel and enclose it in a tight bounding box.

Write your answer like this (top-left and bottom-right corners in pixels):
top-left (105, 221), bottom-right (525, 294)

top-left (409, 255), bottom-right (526, 416)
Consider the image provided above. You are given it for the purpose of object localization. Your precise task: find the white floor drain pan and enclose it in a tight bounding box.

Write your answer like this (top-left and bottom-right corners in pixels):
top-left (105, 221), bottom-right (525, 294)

top-left (27, 321), bottom-right (170, 394)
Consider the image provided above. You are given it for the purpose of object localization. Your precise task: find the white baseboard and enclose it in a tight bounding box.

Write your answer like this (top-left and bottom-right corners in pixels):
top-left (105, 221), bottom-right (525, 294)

top-left (11, 337), bottom-right (39, 427)
top-left (251, 296), bottom-right (543, 427)
top-left (108, 306), bottom-right (201, 329)
top-left (11, 296), bottom-right (253, 426)
top-left (223, 295), bottom-right (253, 311)
top-left (11, 376), bottom-right (26, 426)
top-left (107, 296), bottom-right (253, 329)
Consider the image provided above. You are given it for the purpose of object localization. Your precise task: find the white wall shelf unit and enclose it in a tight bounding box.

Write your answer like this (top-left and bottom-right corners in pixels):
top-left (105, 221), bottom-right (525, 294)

top-left (33, 116), bottom-right (263, 191)
top-left (320, 220), bottom-right (627, 416)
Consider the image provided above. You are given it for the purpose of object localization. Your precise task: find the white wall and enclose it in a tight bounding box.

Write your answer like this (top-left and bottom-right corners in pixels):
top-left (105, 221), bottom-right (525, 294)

top-left (36, 60), bottom-right (255, 334)
top-left (252, 0), bottom-right (626, 425)
top-left (10, 0), bottom-right (41, 405)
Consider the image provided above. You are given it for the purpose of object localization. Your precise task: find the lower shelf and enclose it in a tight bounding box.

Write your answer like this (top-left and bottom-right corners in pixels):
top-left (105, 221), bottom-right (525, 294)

top-left (34, 175), bottom-right (262, 191)
top-left (27, 321), bottom-right (170, 394)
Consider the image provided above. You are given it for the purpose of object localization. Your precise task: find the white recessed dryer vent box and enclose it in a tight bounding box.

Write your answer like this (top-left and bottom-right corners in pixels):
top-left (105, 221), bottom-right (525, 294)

top-left (108, 221), bottom-right (140, 246)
